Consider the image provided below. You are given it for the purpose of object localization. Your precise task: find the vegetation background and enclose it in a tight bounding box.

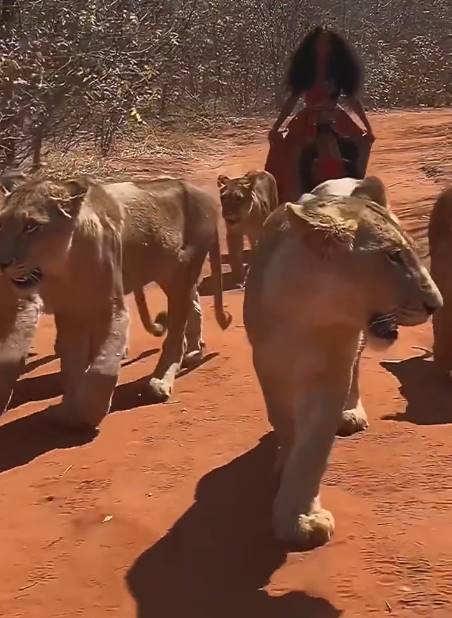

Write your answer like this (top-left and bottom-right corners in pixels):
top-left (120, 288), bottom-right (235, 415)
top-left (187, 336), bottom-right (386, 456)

top-left (0, 0), bottom-right (450, 173)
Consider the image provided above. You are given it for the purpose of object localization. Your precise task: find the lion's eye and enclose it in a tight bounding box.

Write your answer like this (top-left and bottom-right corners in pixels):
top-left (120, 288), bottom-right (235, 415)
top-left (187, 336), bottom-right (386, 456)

top-left (387, 249), bottom-right (404, 265)
top-left (23, 220), bottom-right (40, 234)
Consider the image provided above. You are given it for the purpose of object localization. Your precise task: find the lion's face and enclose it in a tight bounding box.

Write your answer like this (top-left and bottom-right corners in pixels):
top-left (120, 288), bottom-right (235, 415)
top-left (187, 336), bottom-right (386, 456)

top-left (0, 179), bottom-right (87, 295)
top-left (288, 195), bottom-right (442, 336)
top-left (217, 175), bottom-right (253, 227)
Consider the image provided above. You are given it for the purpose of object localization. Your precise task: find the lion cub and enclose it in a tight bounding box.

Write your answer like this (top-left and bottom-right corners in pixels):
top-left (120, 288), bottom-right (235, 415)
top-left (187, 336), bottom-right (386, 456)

top-left (217, 170), bottom-right (278, 286)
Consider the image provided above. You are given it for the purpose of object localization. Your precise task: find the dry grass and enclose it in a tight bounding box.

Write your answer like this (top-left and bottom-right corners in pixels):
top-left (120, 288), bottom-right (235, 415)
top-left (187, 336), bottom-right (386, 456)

top-left (37, 116), bottom-right (270, 182)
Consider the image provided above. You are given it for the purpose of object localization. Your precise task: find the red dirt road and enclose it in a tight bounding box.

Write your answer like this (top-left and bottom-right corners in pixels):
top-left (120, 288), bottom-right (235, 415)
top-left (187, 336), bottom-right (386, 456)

top-left (1, 110), bottom-right (452, 618)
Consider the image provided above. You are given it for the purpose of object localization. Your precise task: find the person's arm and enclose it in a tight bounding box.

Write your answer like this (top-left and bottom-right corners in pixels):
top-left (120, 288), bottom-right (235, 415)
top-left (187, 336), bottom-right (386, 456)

top-left (345, 96), bottom-right (375, 141)
top-left (269, 94), bottom-right (300, 138)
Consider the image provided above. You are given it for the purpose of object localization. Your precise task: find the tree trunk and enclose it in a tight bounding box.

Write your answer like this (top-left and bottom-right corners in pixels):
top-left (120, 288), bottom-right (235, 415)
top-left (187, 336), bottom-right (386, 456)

top-left (31, 125), bottom-right (43, 172)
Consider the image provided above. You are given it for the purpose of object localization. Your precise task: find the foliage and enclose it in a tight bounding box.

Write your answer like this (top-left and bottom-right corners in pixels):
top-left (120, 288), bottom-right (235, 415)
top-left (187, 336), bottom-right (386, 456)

top-left (0, 0), bottom-right (450, 170)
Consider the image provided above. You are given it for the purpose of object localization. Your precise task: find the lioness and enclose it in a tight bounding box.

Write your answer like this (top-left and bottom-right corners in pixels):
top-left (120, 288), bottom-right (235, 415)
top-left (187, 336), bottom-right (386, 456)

top-left (0, 178), bottom-right (129, 429)
top-left (429, 187), bottom-right (452, 376)
top-left (0, 177), bottom-right (43, 413)
top-left (217, 170), bottom-right (278, 286)
top-left (0, 176), bottom-right (231, 427)
top-left (244, 179), bottom-right (442, 548)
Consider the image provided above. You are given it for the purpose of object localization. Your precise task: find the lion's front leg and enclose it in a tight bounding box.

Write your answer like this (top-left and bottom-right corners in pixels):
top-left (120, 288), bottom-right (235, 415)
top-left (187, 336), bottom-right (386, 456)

top-left (183, 288), bottom-right (205, 368)
top-left (226, 227), bottom-right (245, 287)
top-left (54, 313), bottom-right (91, 428)
top-left (337, 334), bottom-right (369, 437)
top-left (82, 302), bottom-right (129, 426)
top-left (0, 293), bottom-right (42, 413)
top-left (273, 343), bottom-right (356, 549)
top-left (149, 284), bottom-right (191, 402)
top-left (54, 302), bottom-right (128, 429)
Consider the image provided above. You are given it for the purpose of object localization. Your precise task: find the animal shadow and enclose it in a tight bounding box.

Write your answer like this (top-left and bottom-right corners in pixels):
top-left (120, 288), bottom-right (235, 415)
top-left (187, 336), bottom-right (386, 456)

top-left (23, 353), bottom-right (57, 375)
top-left (111, 352), bottom-right (218, 412)
top-left (382, 352), bottom-right (452, 425)
top-left (0, 351), bottom-right (221, 474)
top-left (121, 348), bottom-right (160, 369)
top-left (126, 433), bottom-right (341, 618)
top-left (10, 370), bottom-right (62, 409)
top-left (9, 349), bottom-right (160, 410)
top-left (8, 347), bottom-right (217, 416)
top-left (0, 406), bottom-right (96, 474)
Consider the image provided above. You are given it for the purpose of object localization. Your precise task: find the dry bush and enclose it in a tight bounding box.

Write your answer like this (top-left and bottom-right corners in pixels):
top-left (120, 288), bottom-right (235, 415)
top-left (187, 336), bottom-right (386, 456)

top-left (0, 0), bottom-right (450, 173)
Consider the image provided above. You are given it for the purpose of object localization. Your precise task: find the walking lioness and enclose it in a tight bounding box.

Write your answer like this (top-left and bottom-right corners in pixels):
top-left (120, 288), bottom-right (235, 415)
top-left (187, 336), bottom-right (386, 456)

top-left (244, 177), bottom-right (442, 548)
top-left (0, 176), bottom-right (231, 427)
top-left (217, 170), bottom-right (278, 286)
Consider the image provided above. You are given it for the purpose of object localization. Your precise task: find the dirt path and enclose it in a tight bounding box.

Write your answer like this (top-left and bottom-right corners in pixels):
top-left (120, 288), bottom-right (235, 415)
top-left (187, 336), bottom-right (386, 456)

top-left (1, 110), bottom-right (452, 618)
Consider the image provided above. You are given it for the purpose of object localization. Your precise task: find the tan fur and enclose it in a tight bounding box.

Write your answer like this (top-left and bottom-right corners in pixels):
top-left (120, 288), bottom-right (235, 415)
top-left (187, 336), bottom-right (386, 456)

top-left (428, 187), bottom-right (452, 375)
top-left (0, 176), bottom-right (231, 425)
top-left (0, 178), bottom-right (128, 427)
top-left (244, 185), bottom-right (442, 548)
top-left (217, 170), bottom-right (278, 285)
top-left (0, 277), bottom-right (42, 412)
top-left (307, 176), bottom-right (399, 435)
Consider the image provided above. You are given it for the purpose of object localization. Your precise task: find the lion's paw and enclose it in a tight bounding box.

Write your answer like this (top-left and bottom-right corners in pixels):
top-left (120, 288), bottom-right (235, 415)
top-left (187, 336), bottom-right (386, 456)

top-left (296, 508), bottom-right (335, 550)
top-left (148, 377), bottom-right (172, 403)
top-left (337, 401), bottom-right (369, 437)
top-left (274, 505), bottom-right (335, 549)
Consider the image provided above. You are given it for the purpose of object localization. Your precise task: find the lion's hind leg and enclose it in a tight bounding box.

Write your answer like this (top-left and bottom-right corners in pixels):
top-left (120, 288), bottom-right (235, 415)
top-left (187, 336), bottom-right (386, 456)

top-left (148, 281), bottom-right (193, 402)
top-left (182, 288), bottom-right (205, 369)
top-left (252, 343), bottom-right (294, 472)
top-left (338, 334), bottom-right (369, 437)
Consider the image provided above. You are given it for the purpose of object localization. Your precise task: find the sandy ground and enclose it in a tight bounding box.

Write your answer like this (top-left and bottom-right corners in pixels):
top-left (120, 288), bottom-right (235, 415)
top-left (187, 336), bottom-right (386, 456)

top-left (1, 110), bottom-right (452, 618)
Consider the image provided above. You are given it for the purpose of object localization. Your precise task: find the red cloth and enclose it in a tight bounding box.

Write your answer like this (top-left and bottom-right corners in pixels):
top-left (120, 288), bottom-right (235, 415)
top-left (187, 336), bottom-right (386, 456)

top-left (265, 104), bottom-right (369, 203)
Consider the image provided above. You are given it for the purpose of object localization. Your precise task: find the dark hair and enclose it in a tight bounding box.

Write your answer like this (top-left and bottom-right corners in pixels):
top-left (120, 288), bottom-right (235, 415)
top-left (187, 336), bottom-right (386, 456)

top-left (287, 26), bottom-right (363, 97)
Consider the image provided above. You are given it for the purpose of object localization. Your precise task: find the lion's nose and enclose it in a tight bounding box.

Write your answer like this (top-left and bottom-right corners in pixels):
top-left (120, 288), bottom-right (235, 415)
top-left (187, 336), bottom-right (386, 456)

top-left (424, 302), bottom-right (439, 315)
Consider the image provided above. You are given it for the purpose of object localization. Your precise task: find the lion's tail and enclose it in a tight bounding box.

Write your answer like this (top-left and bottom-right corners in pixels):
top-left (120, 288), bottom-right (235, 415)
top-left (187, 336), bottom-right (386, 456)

top-left (134, 288), bottom-right (168, 337)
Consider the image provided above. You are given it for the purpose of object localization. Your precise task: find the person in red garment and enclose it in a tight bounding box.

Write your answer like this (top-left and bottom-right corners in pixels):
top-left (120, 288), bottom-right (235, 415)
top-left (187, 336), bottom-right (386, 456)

top-left (266, 26), bottom-right (375, 202)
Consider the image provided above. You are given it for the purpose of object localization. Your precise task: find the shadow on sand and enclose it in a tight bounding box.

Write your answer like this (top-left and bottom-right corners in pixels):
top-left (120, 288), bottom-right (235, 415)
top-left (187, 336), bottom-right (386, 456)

top-left (0, 406), bottom-right (96, 473)
top-left (382, 352), bottom-right (452, 425)
top-left (0, 351), bottom-right (219, 474)
top-left (126, 433), bottom-right (342, 618)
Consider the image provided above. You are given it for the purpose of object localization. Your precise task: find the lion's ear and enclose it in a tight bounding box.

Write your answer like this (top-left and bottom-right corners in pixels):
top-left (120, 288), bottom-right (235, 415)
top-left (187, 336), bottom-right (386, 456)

top-left (287, 202), bottom-right (357, 251)
top-left (217, 175), bottom-right (230, 189)
top-left (352, 176), bottom-right (387, 208)
top-left (241, 178), bottom-right (253, 193)
top-left (57, 177), bottom-right (91, 218)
